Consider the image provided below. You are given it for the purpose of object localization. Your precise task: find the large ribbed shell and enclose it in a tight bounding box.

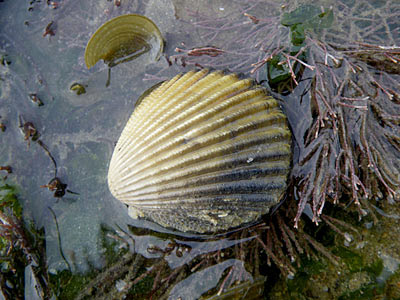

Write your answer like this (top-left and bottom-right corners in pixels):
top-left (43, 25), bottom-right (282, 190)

top-left (108, 69), bottom-right (291, 233)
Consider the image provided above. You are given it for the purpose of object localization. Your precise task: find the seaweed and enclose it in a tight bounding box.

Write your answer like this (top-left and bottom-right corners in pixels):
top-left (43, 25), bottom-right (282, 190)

top-left (155, 0), bottom-right (400, 226)
top-left (0, 181), bottom-right (50, 299)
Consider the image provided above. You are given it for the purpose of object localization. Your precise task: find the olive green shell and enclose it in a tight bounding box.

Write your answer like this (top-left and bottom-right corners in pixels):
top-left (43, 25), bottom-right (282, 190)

top-left (84, 14), bottom-right (163, 69)
top-left (108, 69), bottom-right (292, 233)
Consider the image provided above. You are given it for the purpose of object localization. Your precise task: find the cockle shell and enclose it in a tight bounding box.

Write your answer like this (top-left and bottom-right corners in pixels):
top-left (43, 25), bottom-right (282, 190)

top-left (108, 69), bottom-right (292, 233)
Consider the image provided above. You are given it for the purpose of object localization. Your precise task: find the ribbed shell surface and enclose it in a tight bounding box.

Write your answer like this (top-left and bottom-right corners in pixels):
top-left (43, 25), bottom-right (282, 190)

top-left (108, 69), bottom-right (291, 233)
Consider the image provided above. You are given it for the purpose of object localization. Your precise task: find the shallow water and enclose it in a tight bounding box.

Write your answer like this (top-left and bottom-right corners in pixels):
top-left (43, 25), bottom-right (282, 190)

top-left (0, 0), bottom-right (399, 299)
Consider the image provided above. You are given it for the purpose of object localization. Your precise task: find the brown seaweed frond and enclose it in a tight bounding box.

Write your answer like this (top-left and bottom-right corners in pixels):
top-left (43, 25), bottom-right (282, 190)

top-left (75, 251), bottom-right (147, 300)
top-left (257, 201), bottom-right (341, 276)
top-left (0, 211), bottom-right (36, 265)
top-left (321, 214), bottom-right (361, 245)
top-left (298, 0), bottom-right (400, 220)
top-left (294, 38), bottom-right (400, 226)
top-left (0, 202), bottom-right (50, 299)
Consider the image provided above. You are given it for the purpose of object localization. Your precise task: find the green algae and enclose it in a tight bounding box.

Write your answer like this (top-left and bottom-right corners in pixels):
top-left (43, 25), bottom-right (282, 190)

top-left (281, 4), bottom-right (334, 32)
top-left (384, 269), bottom-right (400, 299)
top-left (286, 258), bottom-right (326, 297)
top-left (70, 83), bottom-right (87, 96)
top-left (266, 4), bottom-right (333, 88)
top-left (49, 269), bottom-right (96, 300)
top-left (0, 182), bottom-right (22, 218)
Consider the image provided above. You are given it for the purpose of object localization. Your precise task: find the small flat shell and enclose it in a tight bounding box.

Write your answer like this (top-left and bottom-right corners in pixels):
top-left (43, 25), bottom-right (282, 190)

top-left (108, 70), bottom-right (292, 233)
top-left (84, 14), bottom-right (163, 69)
